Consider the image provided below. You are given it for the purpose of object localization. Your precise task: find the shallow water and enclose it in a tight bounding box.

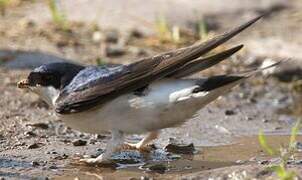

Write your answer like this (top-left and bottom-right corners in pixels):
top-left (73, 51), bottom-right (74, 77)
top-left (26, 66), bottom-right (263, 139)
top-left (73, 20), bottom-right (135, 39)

top-left (54, 135), bottom-right (302, 179)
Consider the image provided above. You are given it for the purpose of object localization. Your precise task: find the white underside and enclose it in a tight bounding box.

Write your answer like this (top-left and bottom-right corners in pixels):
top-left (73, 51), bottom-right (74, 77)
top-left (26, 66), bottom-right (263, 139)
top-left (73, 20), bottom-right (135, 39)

top-left (31, 78), bottom-right (242, 134)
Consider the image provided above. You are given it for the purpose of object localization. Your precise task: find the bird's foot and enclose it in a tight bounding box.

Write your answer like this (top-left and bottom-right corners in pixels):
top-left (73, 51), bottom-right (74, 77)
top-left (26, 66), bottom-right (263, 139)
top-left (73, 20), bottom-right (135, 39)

top-left (122, 143), bottom-right (155, 152)
top-left (80, 155), bottom-right (112, 165)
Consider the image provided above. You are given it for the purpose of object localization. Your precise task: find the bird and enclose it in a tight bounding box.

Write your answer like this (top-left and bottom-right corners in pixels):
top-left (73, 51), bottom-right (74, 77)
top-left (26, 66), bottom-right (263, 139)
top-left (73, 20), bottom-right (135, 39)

top-left (17, 15), bottom-right (279, 164)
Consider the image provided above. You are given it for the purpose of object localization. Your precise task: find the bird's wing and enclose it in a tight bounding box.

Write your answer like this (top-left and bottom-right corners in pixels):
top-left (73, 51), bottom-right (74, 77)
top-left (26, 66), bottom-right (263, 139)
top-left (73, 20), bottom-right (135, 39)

top-left (168, 44), bottom-right (243, 78)
top-left (55, 15), bottom-right (262, 114)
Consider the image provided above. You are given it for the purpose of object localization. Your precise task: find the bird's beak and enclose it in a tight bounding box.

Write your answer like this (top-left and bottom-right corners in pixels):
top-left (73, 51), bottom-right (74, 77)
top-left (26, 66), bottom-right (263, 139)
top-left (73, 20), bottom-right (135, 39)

top-left (17, 79), bottom-right (30, 89)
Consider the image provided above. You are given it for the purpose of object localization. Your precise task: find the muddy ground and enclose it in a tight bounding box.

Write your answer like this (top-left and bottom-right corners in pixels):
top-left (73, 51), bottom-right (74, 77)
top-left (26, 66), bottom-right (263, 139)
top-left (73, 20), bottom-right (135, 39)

top-left (0, 0), bottom-right (302, 179)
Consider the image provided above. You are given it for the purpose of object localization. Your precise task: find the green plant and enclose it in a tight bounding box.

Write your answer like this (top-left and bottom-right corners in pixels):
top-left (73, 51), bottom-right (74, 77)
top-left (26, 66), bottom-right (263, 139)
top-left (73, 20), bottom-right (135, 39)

top-left (197, 18), bottom-right (208, 40)
top-left (155, 14), bottom-right (170, 41)
top-left (95, 57), bottom-right (106, 66)
top-left (155, 15), bottom-right (181, 44)
top-left (0, 0), bottom-right (10, 16)
top-left (171, 25), bottom-right (180, 44)
top-left (258, 120), bottom-right (301, 180)
top-left (47, 0), bottom-right (68, 30)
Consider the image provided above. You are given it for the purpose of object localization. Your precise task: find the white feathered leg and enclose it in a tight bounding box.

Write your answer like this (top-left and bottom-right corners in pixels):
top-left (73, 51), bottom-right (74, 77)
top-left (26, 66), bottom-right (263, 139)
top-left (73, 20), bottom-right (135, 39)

top-left (80, 130), bottom-right (124, 164)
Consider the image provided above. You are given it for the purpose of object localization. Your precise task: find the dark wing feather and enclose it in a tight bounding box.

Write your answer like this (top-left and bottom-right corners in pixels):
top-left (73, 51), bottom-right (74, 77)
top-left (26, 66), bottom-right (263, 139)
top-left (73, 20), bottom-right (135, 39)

top-left (55, 15), bottom-right (262, 114)
top-left (169, 44), bottom-right (244, 78)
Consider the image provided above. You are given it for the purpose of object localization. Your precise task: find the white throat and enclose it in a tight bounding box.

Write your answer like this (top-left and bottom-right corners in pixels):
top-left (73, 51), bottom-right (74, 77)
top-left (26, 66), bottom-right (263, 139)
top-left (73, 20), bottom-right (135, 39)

top-left (30, 86), bottom-right (60, 107)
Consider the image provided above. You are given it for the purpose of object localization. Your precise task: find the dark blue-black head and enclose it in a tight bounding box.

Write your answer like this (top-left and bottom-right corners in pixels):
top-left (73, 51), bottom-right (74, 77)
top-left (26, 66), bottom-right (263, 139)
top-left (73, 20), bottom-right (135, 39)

top-left (24, 62), bottom-right (85, 89)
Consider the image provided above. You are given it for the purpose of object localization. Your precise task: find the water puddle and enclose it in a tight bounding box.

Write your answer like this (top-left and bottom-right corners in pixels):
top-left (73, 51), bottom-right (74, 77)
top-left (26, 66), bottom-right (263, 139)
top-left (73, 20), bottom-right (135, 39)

top-left (54, 135), bottom-right (302, 179)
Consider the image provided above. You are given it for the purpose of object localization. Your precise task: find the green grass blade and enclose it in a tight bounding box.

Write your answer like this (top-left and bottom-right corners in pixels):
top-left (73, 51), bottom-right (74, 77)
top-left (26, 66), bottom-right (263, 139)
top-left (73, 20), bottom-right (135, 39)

top-left (258, 130), bottom-right (275, 156)
top-left (290, 119), bottom-right (300, 149)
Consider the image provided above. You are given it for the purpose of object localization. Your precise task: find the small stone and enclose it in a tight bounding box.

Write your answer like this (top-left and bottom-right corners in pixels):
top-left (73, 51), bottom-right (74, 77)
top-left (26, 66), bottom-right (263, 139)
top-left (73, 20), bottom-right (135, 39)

top-left (27, 143), bottom-right (40, 149)
top-left (147, 164), bottom-right (167, 174)
top-left (245, 116), bottom-right (253, 121)
top-left (130, 29), bottom-right (144, 38)
top-left (105, 30), bottom-right (119, 43)
top-left (95, 134), bottom-right (106, 139)
top-left (128, 178), bottom-right (139, 180)
top-left (235, 160), bottom-right (245, 164)
top-left (106, 45), bottom-right (125, 57)
top-left (54, 154), bottom-right (68, 160)
top-left (296, 142), bottom-right (302, 150)
top-left (26, 123), bottom-right (49, 129)
top-left (24, 131), bottom-right (37, 137)
top-left (248, 98), bottom-right (257, 103)
top-left (48, 165), bottom-right (57, 169)
top-left (18, 18), bottom-right (35, 29)
top-left (50, 151), bottom-right (58, 155)
top-left (262, 119), bottom-right (269, 123)
top-left (88, 138), bottom-right (97, 144)
top-left (261, 58), bottom-right (277, 76)
top-left (128, 47), bottom-right (148, 56)
top-left (31, 161), bottom-right (39, 167)
top-left (92, 31), bottom-right (103, 43)
top-left (275, 127), bottom-right (282, 130)
top-left (165, 143), bottom-right (195, 154)
top-left (215, 125), bottom-right (231, 134)
top-left (72, 139), bottom-right (87, 146)
top-left (225, 110), bottom-right (236, 116)
top-left (61, 139), bottom-right (71, 144)
top-left (259, 160), bottom-right (269, 165)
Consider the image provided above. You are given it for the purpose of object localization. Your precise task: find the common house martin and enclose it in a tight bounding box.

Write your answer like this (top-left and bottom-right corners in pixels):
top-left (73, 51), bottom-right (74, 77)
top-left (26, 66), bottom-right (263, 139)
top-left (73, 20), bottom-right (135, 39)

top-left (17, 15), bottom-right (280, 164)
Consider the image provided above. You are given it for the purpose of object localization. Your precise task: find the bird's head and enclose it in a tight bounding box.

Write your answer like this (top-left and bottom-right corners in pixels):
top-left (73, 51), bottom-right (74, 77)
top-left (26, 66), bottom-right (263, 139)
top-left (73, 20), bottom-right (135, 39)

top-left (17, 62), bottom-right (84, 106)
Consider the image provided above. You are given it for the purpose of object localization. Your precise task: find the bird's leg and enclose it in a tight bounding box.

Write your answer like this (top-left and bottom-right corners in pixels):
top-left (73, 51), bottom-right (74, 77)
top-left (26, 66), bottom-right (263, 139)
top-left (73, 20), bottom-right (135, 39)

top-left (125, 131), bottom-right (159, 151)
top-left (80, 130), bottom-right (124, 164)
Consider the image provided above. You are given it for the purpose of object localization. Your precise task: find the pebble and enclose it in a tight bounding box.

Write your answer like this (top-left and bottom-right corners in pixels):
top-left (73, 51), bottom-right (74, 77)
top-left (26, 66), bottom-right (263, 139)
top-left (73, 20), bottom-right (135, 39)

top-left (48, 165), bottom-right (58, 169)
top-left (245, 116), bottom-right (253, 121)
top-left (31, 161), bottom-right (39, 167)
top-left (215, 125), bottom-right (231, 134)
top-left (92, 31), bottom-right (103, 43)
top-left (296, 142), bottom-right (302, 151)
top-left (26, 123), bottom-right (49, 129)
top-left (54, 154), bottom-right (68, 160)
top-left (128, 178), bottom-right (139, 180)
top-left (88, 138), bottom-right (97, 144)
top-left (140, 176), bottom-right (151, 180)
top-left (165, 143), bottom-right (195, 154)
top-left (24, 131), bottom-right (37, 137)
top-left (72, 139), bottom-right (87, 146)
top-left (128, 46), bottom-right (148, 56)
top-left (272, 62), bottom-right (302, 82)
top-left (235, 160), bottom-right (246, 164)
top-left (105, 30), bottom-right (119, 43)
top-left (106, 45), bottom-right (125, 57)
top-left (259, 160), bottom-right (269, 165)
top-left (95, 134), bottom-right (106, 139)
top-left (275, 127), bottom-right (282, 130)
top-left (225, 110), bottom-right (236, 116)
top-left (27, 143), bottom-right (40, 149)
top-left (148, 163), bottom-right (167, 174)
top-left (261, 58), bottom-right (277, 76)
top-left (130, 29), bottom-right (144, 38)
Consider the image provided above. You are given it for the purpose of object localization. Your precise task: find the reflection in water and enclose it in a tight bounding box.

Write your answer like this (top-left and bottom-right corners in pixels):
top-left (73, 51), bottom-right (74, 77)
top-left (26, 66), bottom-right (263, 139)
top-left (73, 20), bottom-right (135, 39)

top-left (55, 135), bottom-right (302, 179)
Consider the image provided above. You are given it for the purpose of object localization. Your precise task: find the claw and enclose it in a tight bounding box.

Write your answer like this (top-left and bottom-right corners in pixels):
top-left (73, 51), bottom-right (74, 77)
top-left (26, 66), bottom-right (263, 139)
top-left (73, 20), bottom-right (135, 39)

top-left (80, 157), bottom-right (112, 165)
top-left (122, 143), bottom-right (155, 152)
